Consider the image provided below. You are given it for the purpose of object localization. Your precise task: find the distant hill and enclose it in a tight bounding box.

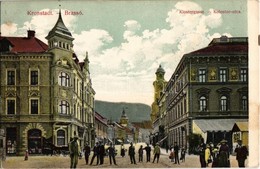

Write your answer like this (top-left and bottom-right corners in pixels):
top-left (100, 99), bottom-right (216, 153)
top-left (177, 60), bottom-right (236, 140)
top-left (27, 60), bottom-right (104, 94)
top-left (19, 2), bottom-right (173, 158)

top-left (95, 100), bottom-right (151, 123)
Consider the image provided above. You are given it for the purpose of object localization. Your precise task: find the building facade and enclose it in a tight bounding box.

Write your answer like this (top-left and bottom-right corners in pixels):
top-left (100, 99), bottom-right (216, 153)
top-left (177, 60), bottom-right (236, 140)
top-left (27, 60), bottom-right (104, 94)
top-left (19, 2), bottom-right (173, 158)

top-left (0, 11), bottom-right (95, 155)
top-left (94, 112), bottom-right (108, 143)
top-left (160, 36), bottom-right (248, 151)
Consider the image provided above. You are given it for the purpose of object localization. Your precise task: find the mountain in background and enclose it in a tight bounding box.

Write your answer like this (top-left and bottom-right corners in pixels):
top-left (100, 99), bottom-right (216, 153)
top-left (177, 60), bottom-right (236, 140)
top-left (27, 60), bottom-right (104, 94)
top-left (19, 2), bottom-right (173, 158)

top-left (95, 100), bottom-right (151, 122)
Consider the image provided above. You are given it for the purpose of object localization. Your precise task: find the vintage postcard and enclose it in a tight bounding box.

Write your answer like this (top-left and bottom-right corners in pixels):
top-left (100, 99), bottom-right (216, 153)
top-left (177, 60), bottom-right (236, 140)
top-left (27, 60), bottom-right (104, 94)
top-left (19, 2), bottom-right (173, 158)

top-left (0, 0), bottom-right (258, 168)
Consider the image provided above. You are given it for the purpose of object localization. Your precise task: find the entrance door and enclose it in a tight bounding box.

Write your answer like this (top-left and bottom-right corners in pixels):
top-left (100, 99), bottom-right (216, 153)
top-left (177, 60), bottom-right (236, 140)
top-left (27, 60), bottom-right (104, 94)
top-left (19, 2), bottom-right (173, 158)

top-left (28, 129), bottom-right (42, 154)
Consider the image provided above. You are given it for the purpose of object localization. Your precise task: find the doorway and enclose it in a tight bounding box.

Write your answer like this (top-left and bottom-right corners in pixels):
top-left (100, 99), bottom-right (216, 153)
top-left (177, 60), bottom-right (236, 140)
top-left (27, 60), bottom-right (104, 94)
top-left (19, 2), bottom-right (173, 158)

top-left (28, 129), bottom-right (42, 154)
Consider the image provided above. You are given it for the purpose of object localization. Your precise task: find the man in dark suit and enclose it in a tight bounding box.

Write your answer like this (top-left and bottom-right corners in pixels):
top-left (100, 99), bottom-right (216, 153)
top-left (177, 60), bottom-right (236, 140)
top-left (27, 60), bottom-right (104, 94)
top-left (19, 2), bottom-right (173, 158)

top-left (83, 142), bottom-right (91, 165)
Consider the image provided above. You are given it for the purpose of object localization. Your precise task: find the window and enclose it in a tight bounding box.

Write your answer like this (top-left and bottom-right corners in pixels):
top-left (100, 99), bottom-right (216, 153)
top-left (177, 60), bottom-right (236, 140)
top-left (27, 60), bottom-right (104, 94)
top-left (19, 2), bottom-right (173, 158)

top-left (240, 68), bottom-right (247, 82)
top-left (58, 72), bottom-right (70, 87)
top-left (220, 95), bottom-right (228, 111)
top-left (30, 70), bottom-right (38, 85)
top-left (242, 96), bottom-right (248, 111)
top-left (199, 96), bottom-right (207, 111)
top-left (30, 99), bottom-right (39, 114)
top-left (7, 70), bottom-right (15, 85)
top-left (7, 99), bottom-right (15, 114)
top-left (57, 130), bottom-right (65, 146)
top-left (219, 69), bottom-right (227, 82)
top-left (199, 69), bottom-right (206, 82)
top-left (59, 101), bottom-right (69, 114)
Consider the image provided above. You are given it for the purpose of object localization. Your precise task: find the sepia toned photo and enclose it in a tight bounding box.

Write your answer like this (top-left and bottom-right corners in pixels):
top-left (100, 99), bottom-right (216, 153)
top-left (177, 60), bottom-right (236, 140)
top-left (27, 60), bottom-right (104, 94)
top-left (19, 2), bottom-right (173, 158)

top-left (0, 0), bottom-right (258, 168)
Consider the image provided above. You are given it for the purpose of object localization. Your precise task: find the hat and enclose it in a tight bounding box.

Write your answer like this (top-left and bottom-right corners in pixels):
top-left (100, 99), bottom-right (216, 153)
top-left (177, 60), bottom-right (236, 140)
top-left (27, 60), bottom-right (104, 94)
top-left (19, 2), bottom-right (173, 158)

top-left (220, 139), bottom-right (227, 143)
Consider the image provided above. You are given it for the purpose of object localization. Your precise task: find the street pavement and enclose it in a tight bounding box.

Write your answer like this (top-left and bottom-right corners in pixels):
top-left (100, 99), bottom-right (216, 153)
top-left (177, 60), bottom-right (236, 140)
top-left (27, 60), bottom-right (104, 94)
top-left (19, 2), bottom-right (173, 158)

top-left (1, 146), bottom-right (247, 168)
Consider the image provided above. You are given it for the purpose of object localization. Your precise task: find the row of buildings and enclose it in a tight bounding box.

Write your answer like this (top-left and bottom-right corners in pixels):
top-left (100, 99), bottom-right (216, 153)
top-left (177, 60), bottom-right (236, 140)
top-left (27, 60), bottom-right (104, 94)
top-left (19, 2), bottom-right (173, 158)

top-left (151, 36), bottom-right (248, 153)
top-left (95, 109), bottom-right (152, 146)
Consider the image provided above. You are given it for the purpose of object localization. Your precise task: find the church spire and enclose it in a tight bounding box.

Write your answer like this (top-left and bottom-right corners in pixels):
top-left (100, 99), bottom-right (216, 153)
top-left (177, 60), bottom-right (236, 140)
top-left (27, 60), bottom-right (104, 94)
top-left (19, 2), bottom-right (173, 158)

top-left (45, 8), bottom-right (74, 41)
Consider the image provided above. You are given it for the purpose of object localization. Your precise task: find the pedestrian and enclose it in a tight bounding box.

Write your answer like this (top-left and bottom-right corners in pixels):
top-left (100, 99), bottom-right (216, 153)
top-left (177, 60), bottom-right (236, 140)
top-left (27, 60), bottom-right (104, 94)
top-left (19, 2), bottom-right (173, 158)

top-left (169, 147), bottom-right (175, 162)
top-left (138, 145), bottom-right (144, 162)
top-left (107, 143), bottom-right (117, 165)
top-left (180, 147), bottom-right (186, 162)
top-left (205, 144), bottom-right (212, 167)
top-left (198, 138), bottom-right (206, 168)
top-left (211, 146), bottom-right (219, 168)
top-left (144, 143), bottom-right (151, 162)
top-left (173, 142), bottom-right (180, 164)
top-left (99, 141), bottom-right (105, 165)
top-left (152, 143), bottom-right (161, 163)
top-left (89, 142), bottom-right (100, 165)
top-left (218, 139), bottom-right (230, 167)
top-left (234, 139), bottom-right (248, 167)
top-left (83, 142), bottom-right (91, 165)
top-left (121, 143), bottom-right (126, 157)
top-left (24, 150), bottom-right (29, 161)
top-left (69, 135), bottom-right (81, 169)
top-left (166, 143), bottom-right (169, 153)
top-left (128, 142), bottom-right (136, 164)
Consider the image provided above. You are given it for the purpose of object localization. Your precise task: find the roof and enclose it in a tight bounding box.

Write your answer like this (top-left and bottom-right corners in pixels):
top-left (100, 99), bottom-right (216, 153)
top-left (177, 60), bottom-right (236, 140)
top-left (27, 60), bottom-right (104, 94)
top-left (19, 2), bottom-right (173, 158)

top-left (46, 10), bottom-right (73, 40)
top-left (187, 37), bottom-right (248, 56)
top-left (193, 119), bottom-right (248, 132)
top-left (0, 36), bottom-right (48, 53)
top-left (232, 122), bottom-right (248, 132)
top-left (95, 112), bottom-right (108, 126)
top-left (156, 65), bottom-right (165, 74)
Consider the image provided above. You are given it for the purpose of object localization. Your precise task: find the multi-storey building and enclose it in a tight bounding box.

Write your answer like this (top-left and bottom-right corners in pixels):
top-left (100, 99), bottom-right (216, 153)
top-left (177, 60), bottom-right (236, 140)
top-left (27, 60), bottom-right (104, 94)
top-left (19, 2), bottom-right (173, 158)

top-left (0, 11), bottom-right (95, 155)
top-left (162, 36), bottom-right (248, 151)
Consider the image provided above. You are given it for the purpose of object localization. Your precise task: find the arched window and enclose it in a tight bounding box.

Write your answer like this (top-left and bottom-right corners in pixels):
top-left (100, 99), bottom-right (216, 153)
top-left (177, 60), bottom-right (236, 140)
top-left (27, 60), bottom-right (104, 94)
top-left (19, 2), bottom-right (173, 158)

top-left (220, 95), bottom-right (228, 111)
top-left (57, 130), bottom-right (65, 146)
top-left (199, 96), bottom-right (207, 111)
top-left (58, 72), bottom-right (70, 87)
top-left (242, 95), bottom-right (248, 111)
top-left (59, 101), bottom-right (69, 114)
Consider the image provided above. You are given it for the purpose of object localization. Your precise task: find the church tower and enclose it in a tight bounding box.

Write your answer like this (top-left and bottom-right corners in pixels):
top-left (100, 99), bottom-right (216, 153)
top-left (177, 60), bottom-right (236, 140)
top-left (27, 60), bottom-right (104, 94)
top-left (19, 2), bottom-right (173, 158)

top-left (151, 65), bottom-right (167, 122)
top-left (120, 108), bottom-right (129, 127)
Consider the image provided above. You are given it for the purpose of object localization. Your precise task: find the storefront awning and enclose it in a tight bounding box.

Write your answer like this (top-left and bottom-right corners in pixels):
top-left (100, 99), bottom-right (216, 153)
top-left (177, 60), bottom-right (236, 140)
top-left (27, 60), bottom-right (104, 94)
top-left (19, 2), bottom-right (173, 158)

top-left (232, 122), bottom-right (248, 132)
top-left (193, 119), bottom-right (248, 133)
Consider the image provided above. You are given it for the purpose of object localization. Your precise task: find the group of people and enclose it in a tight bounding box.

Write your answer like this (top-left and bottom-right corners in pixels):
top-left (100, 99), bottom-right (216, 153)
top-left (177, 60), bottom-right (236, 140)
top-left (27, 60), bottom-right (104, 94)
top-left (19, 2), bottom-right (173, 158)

top-left (88, 141), bottom-right (117, 166)
top-left (127, 142), bottom-right (161, 164)
top-left (168, 142), bottom-right (186, 164)
top-left (198, 138), bottom-right (248, 168)
top-left (68, 137), bottom-right (117, 168)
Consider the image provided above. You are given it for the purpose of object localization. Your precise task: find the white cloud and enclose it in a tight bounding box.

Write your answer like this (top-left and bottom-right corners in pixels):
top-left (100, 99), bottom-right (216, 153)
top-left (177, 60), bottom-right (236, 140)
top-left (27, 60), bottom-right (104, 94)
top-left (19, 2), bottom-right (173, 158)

top-left (1, 22), bottom-right (18, 36)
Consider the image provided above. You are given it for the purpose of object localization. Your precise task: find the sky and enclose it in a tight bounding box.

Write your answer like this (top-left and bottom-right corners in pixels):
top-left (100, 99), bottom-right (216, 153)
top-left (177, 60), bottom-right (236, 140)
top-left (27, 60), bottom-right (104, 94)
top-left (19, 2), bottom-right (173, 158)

top-left (0, 0), bottom-right (248, 105)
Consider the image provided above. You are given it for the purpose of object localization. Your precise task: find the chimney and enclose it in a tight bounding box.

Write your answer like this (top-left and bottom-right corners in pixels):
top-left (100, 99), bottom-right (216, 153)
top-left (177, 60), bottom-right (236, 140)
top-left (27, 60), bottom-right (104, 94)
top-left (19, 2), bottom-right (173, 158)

top-left (27, 30), bottom-right (35, 38)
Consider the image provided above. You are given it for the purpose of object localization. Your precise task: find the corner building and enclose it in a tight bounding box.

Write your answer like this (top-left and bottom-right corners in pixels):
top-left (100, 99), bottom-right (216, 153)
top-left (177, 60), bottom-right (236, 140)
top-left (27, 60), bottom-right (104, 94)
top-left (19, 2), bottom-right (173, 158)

top-left (164, 36), bottom-right (248, 151)
top-left (0, 11), bottom-right (95, 155)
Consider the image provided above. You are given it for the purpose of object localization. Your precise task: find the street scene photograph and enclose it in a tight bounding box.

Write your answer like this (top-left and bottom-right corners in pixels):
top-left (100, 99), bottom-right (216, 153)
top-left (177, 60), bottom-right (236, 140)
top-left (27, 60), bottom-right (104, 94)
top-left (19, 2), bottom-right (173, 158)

top-left (0, 0), bottom-right (258, 168)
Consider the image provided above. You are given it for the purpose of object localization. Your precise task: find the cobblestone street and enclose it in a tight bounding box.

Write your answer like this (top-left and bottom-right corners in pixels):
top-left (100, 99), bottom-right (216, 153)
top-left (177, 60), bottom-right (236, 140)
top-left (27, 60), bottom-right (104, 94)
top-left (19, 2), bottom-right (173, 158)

top-left (2, 148), bottom-right (247, 168)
